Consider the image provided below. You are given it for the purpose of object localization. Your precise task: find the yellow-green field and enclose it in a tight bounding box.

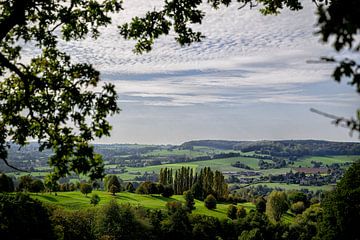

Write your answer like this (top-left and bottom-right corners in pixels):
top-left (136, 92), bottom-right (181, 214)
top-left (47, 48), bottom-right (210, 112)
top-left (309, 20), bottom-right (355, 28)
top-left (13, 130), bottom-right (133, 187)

top-left (31, 191), bottom-right (255, 219)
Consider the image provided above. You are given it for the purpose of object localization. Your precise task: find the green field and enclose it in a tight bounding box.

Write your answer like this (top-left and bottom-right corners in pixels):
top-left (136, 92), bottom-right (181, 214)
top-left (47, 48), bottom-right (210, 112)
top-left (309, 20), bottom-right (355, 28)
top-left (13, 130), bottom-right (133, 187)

top-left (30, 191), bottom-right (255, 219)
top-left (292, 155), bottom-right (358, 168)
top-left (241, 182), bottom-right (335, 192)
top-left (119, 156), bottom-right (261, 181)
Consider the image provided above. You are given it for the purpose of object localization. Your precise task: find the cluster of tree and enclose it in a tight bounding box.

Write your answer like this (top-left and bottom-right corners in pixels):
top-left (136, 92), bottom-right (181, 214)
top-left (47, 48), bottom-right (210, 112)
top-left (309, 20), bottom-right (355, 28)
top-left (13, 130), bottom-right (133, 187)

top-left (258, 159), bottom-right (287, 169)
top-left (227, 204), bottom-right (247, 220)
top-left (231, 162), bottom-right (253, 170)
top-left (173, 167), bottom-right (195, 195)
top-left (236, 140), bottom-right (360, 157)
top-left (133, 171), bottom-right (158, 182)
top-left (0, 174), bottom-right (45, 193)
top-left (160, 167), bottom-right (228, 201)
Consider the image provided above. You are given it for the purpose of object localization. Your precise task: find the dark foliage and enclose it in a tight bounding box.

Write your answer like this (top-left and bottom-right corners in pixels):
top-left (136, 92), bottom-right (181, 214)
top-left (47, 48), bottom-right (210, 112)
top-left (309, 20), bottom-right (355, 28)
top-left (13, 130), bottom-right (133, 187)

top-left (0, 173), bottom-right (14, 192)
top-left (0, 193), bottom-right (55, 240)
top-left (317, 160), bottom-right (360, 240)
top-left (204, 194), bottom-right (217, 210)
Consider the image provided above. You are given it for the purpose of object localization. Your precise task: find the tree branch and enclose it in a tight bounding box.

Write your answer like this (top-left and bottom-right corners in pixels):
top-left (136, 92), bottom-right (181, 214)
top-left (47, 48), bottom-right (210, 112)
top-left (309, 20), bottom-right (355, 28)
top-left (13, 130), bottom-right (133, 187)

top-left (310, 108), bottom-right (360, 134)
top-left (0, 0), bottom-right (27, 42)
top-left (0, 157), bottom-right (28, 172)
top-left (0, 52), bottom-right (27, 79)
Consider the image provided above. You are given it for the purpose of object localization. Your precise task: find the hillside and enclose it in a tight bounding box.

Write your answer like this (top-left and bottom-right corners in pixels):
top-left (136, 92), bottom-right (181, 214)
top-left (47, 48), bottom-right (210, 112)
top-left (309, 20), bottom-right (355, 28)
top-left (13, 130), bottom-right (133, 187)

top-left (180, 139), bottom-right (360, 156)
top-left (30, 191), bottom-right (256, 219)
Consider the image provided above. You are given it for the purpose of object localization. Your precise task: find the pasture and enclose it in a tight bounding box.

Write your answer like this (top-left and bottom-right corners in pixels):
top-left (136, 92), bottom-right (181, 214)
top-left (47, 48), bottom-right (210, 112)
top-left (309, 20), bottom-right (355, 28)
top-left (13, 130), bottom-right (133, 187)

top-left (30, 191), bottom-right (255, 219)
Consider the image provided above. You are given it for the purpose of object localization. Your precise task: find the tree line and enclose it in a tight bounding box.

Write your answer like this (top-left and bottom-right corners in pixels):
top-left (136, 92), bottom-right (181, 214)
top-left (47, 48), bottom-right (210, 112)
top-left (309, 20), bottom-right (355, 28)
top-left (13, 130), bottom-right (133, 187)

top-left (160, 167), bottom-right (228, 200)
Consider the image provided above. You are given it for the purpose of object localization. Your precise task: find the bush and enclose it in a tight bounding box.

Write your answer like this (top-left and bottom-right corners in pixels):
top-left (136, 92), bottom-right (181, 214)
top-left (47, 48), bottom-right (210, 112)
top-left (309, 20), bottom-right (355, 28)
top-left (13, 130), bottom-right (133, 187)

top-left (136, 181), bottom-right (158, 194)
top-left (51, 207), bottom-right (97, 240)
top-left (227, 205), bottom-right (237, 219)
top-left (80, 183), bottom-right (92, 196)
top-left (30, 179), bottom-right (45, 193)
top-left (161, 185), bottom-right (174, 198)
top-left (0, 173), bottom-right (14, 192)
top-left (109, 184), bottom-right (119, 196)
top-left (237, 206), bottom-right (247, 218)
top-left (184, 190), bottom-right (195, 212)
top-left (90, 194), bottom-right (101, 206)
top-left (17, 175), bottom-right (33, 192)
top-left (166, 201), bottom-right (183, 214)
top-left (291, 201), bottom-right (306, 214)
top-left (96, 200), bottom-right (145, 240)
top-left (105, 175), bottom-right (122, 192)
top-left (204, 194), bottom-right (217, 210)
top-left (255, 198), bottom-right (266, 213)
top-left (126, 182), bottom-right (135, 192)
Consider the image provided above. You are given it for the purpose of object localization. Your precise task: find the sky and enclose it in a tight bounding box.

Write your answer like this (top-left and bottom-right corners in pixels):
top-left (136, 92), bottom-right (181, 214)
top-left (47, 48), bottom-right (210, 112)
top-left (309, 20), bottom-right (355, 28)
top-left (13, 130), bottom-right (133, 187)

top-left (34, 1), bottom-right (360, 144)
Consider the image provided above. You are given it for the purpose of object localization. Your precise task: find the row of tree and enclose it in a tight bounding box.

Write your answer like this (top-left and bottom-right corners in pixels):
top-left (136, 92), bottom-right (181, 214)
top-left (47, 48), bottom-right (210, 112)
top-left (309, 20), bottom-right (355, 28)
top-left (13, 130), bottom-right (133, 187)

top-left (160, 167), bottom-right (228, 200)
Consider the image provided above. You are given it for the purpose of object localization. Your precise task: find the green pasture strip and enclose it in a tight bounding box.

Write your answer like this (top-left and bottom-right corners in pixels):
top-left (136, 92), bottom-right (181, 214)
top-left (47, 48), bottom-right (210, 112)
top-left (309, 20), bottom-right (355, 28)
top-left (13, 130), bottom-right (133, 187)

top-left (240, 182), bottom-right (334, 191)
top-left (30, 191), bottom-right (259, 219)
top-left (292, 155), bottom-right (358, 168)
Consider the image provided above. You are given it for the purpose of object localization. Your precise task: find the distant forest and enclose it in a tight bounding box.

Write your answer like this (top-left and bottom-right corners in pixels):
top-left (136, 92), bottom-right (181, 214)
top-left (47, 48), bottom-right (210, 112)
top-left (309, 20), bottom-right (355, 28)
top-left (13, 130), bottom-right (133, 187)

top-left (180, 140), bottom-right (360, 157)
top-left (1, 140), bottom-right (360, 173)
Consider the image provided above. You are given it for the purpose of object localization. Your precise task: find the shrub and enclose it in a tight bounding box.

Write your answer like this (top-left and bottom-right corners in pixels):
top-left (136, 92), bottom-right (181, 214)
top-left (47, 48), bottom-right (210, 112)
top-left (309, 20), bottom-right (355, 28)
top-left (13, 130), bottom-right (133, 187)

top-left (166, 201), bottom-right (183, 214)
top-left (96, 200), bottom-right (145, 240)
top-left (161, 185), bottom-right (174, 198)
top-left (291, 201), bottom-right (306, 214)
top-left (255, 198), bottom-right (266, 213)
top-left (30, 179), bottom-right (45, 193)
top-left (80, 183), bottom-right (92, 196)
top-left (237, 206), bottom-right (247, 218)
top-left (204, 194), bottom-right (217, 210)
top-left (51, 207), bottom-right (97, 240)
top-left (109, 184), bottom-right (119, 196)
top-left (184, 190), bottom-right (195, 212)
top-left (0, 173), bottom-right (14, 192)
top-left (227, 205), bottom-right (237, 219)
top-left (105, 175), bottom-right (122, 192)
top-left (125, 182), bottom-right (135, 193)
top-left (90, 194), bottom-right (101, 206)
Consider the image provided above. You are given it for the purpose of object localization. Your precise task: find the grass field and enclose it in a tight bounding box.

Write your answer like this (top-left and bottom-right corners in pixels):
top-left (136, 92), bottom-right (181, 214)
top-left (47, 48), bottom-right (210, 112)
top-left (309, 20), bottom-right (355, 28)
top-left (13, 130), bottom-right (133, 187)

top-left (292, 155), bottom-right (358, 168)
top-left (30, 191), bottom-right (256, 219)
top-left (241, 182), bottom-right (335, 192)
top-left (119, 156), bottom-right (261, 181)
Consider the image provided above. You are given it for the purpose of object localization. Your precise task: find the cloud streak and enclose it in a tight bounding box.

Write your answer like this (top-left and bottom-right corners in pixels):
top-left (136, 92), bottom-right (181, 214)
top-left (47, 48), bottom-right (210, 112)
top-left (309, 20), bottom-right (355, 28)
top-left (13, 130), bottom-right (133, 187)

top-left (19, 1), bottom-right (359, 143)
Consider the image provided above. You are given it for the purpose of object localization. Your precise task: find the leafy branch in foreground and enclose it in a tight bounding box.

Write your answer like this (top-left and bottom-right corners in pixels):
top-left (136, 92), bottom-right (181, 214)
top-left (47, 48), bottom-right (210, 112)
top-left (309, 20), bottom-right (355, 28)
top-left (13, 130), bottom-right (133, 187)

top-left (0, 0), bottom-right (121, 180)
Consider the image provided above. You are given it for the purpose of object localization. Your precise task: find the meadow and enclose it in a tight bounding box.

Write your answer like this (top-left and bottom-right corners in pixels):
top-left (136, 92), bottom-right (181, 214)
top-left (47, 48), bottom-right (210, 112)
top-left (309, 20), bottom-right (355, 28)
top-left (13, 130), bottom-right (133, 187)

top-left (30, 190), bottom-right (256, 219)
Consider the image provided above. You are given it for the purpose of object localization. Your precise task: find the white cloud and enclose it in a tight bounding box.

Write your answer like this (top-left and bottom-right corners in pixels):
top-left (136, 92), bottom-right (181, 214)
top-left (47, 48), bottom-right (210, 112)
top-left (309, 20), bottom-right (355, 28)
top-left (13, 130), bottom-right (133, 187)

top-left (16, 0), bottom-right (359, 143)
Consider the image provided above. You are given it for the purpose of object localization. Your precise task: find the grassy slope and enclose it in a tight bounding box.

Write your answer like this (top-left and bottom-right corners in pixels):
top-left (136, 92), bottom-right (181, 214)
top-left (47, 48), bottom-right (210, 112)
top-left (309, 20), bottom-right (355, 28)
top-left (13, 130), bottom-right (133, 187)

top-left (240, 182), bottom-right (334, 191)
top-left (31, 191), bottom-right (255, 219)
top-left (291, 155), bottom-right (359, 167)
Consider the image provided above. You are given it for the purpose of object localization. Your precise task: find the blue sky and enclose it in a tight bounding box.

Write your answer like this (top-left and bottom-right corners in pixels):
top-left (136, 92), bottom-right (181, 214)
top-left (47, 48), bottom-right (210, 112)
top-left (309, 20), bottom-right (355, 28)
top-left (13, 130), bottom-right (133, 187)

top-left (28, 1), bottom-right (360, 144)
